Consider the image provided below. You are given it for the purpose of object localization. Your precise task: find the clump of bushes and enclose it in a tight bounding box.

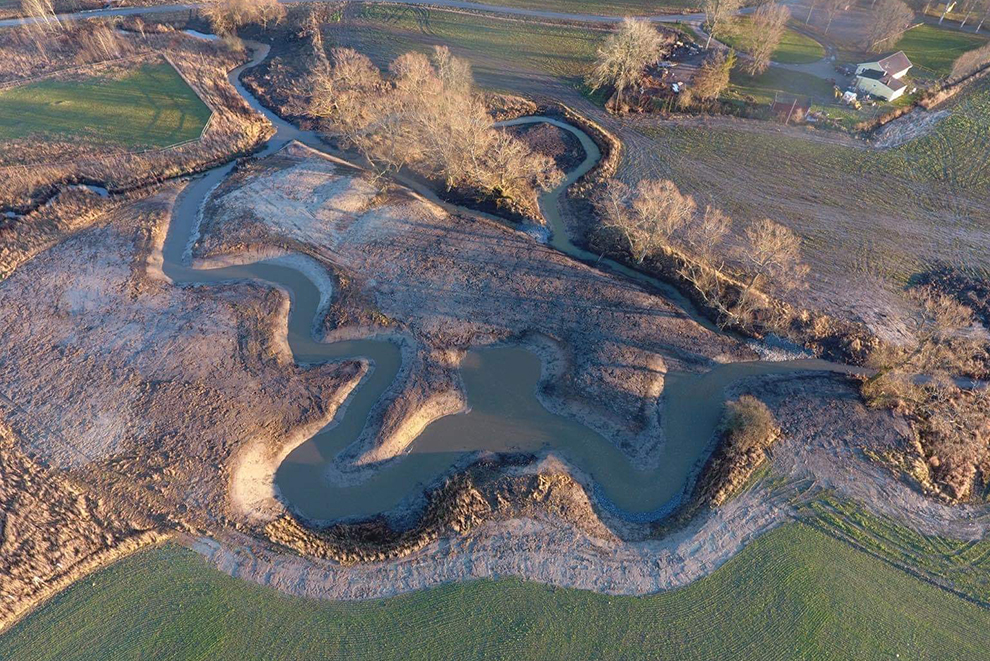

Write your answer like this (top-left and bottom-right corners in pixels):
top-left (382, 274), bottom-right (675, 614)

top-left (653, 394), bottom-right (779, 536)
top-left (860, 286), bottom-right (990, 502)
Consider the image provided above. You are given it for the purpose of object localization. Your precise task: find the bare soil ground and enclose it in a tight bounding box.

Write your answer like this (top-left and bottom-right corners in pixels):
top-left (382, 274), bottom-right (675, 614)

top-left (0, 187), bottom-right (363, 630)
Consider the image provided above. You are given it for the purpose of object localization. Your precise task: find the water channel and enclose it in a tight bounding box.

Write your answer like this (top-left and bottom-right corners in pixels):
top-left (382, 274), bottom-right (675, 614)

top-left (161, 42), bottom-right (859, 523)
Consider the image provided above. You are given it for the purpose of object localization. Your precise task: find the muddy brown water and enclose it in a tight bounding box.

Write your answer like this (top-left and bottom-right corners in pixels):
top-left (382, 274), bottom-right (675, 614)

top-left (160, 42), bottom-right (860, 522)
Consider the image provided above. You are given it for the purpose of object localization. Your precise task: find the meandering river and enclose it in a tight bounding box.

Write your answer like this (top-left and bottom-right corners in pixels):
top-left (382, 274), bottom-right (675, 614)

top-left (160, 42), bottom-right (858, 522)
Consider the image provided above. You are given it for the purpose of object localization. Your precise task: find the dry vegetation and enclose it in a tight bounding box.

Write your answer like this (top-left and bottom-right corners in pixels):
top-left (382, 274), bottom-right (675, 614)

top-left (0, 188), bottom-right (362, 631)
top-left (861, 287), bottom-right (990, 502)
top-left (0, 24), bottom-right (271, 209)
top-left (310, 45), bottom-right (561, 220)
top-left (201, 0), bottom-right (286, 37)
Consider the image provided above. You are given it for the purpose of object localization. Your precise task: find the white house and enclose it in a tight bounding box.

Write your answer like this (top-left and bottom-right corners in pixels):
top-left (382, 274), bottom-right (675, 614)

top-left (854, 51), bottom-right (913, 101)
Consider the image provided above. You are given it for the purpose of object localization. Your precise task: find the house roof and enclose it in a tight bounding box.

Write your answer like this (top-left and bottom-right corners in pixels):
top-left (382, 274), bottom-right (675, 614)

top-left (876, 51), bottom-right (912, 74)
top-left (856, 69), bottom-right (906, 93)
top-left (858, 69), bottom-right (886, 81)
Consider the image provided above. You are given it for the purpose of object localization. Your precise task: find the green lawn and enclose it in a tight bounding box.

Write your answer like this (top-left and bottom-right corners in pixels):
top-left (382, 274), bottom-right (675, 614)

top-left (895, 23), bottom-right (989, 78)
top-left (720, 18), bottom-right (826, 64)
top-left (0, 61), bottom-right (212, 149)
top-left (800, 495), bottom-right (990, 603)
top-left (3, 521), bottom-right (990, 660)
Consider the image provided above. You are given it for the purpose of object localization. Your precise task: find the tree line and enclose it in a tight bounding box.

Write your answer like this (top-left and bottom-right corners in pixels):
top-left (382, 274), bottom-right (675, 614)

top-left (592, 176), bottom-right (808, 328)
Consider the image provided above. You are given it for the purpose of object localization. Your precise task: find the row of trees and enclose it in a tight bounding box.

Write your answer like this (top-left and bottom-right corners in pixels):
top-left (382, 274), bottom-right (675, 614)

top-left (936, 0), bottom-right (990, 31)
top-left (310, 46), bottom-right (561, 207)
top-left (200, 0), bottom-right (286, 36)
top-left (593, 177), bottom-right (807, 326)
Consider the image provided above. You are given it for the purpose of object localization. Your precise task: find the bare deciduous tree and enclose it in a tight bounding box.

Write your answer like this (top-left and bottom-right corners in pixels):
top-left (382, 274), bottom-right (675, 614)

top-left (311, 45), bottom-right (559, 207)
top-left (822, 0), bottom-right (846, 34)
top-left (703, 0), bottom-right (744, 48)
top-left (738, 218), bottom-right (808, 298)
top-left (594, 178), bottom-right (695, 263)
top-left (679, 205), bottom-right (736, 324)
top-left (686, 204), bottom-right (731, 263)
top-left (743, 3), bottom-right (790, 75)
top-left (201, 0), bottom-right (286, 36)
top-left (587, 18), bottom-right (669, 109)
top-left (472, 129), bottom-right (561, 206)
top-left (691, 48), bottom-right (736, 102)
top-left (863, 0), bottom-right (914, 52)
top-left (977, 0), bottom-right (990, 31)
top-left (630, 178), bottom-right (697, 260)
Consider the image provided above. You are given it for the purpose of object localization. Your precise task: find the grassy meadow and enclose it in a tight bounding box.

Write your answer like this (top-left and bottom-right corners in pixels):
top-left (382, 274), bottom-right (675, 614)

top-left (0, 61), bottom-right (212, 149)
top-left (642, 77), bottom-right (990, 290)
top-left (3, 521), bottom-right (989, 660)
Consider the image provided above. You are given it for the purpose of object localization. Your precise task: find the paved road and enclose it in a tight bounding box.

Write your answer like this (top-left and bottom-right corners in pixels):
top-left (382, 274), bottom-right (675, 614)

top-left (0, 0), bottom-right (710, 29)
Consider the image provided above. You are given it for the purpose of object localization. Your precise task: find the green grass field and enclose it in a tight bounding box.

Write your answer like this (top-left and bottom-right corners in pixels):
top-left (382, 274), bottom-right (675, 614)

top-left (720, 18), bottom-right (826, 64)
top-left (0, 61), bottom-right (212, 149)
top-left (800, 495), bottom-right (990, 603)
top-left (642, 76), bottom-right (990, 285)
top-left (2, 522), bottom-right (988, 660)
top-left (347, 5), bottom-right (602, 84)
top-left (894, 23), bottom-right (989, 78)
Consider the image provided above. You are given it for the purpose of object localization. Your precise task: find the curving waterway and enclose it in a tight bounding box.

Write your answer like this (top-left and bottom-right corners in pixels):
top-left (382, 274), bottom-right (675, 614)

top-left (161, 42), bottom-right (860, 522)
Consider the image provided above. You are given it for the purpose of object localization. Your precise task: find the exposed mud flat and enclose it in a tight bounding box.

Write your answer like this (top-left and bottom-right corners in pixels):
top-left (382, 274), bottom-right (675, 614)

top-left (0, 187), bottom-right (364, 630)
